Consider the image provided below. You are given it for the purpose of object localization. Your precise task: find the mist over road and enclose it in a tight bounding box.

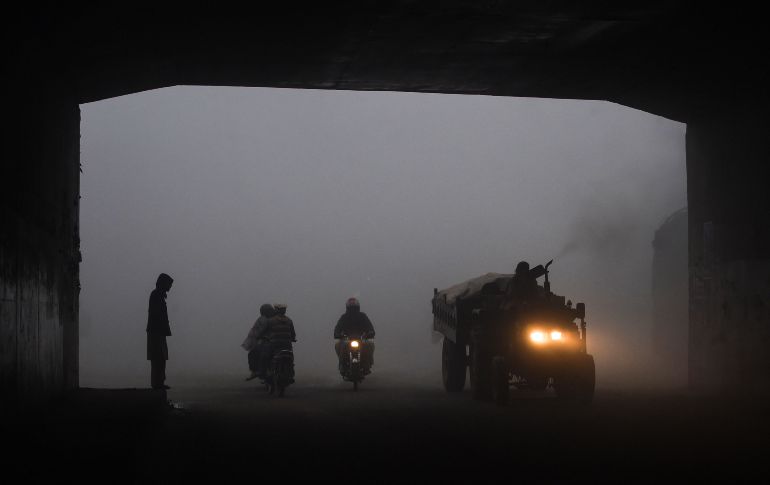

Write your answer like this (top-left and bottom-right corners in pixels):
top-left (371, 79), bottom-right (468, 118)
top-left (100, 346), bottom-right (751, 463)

top-left (8, 374), bottom-right (766, 482)
top-left (145, 376), bottom-right (767, 482)
top-left (79, 87), bottom-right (687, 391)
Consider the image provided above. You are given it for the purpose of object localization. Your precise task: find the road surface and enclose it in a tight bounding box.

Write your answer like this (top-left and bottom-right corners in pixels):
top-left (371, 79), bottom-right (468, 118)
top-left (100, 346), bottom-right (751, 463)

top-left (7, 374), bottom-right (768, 483)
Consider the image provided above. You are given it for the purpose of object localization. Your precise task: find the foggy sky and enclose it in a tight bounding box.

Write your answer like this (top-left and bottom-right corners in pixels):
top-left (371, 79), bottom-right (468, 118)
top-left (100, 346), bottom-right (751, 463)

top-left (79, 87), bottom-right (686, 388)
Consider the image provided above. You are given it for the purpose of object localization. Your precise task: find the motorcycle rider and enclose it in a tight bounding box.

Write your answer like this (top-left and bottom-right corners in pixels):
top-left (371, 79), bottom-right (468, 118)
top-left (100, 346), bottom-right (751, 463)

top-left (241, 303), bottom-right (275, 381)
top-left (334, 297), bottom-right (375, 373)
top-left (257, 303), bottom-right (296, 382)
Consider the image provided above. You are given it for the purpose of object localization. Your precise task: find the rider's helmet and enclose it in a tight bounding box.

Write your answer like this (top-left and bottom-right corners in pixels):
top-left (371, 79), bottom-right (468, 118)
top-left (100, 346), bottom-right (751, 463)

top-left (345, 297), bottom-right (360, 309)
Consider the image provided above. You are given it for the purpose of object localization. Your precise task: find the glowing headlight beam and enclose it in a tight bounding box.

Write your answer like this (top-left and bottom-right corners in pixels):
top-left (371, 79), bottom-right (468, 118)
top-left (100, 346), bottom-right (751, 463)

top-left (350, 340), bottom-right (360, 348)
top-left (550, 331), bottom-right (563, 341)
top-left (530, 331), bottom-right (547, 344)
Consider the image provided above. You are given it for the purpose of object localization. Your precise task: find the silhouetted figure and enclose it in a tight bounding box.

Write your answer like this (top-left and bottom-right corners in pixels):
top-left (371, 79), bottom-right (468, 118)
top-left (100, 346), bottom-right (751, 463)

top-left (507, 261), bottom-right (538, 301)
top-left (242, 303), bottom-right (275, 381)
top-left (498, 261), bottom-right (540, 313)
top-left (256, 303), bottom-right (296, 381)
top-left (334, 297), bottom-right (375, 371)
top-left (147, 273), bottom-right (173, 390)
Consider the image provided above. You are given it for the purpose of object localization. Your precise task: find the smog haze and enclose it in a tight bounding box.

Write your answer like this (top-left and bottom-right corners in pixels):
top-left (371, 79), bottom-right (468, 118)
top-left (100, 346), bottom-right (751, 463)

top-left (79, 87), bottom-right (686, 388)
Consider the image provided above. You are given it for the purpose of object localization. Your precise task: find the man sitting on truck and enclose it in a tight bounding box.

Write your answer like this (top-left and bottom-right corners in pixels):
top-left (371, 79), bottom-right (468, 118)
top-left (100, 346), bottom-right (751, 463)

top-left (503, 261), bottom-right (539, 307)
top-left (334, 297), bottom-right (376, 372)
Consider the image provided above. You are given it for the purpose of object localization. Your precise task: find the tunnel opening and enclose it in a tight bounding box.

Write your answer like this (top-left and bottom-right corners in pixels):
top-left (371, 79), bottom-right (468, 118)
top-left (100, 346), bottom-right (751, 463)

top-left (77, 86), bottom-right (687, 391)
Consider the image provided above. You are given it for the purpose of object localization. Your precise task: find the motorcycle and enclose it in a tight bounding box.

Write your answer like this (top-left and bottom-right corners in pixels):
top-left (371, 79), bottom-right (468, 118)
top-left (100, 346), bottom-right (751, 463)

top-left (338, 332), bottom-right (373, 391)
top-left (264, 344), bottom-right (295, 397)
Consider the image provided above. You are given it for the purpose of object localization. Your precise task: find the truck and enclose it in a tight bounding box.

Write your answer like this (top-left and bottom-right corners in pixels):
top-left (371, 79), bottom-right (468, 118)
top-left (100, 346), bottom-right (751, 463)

top-left (432, 261), bottom-right (595, 405)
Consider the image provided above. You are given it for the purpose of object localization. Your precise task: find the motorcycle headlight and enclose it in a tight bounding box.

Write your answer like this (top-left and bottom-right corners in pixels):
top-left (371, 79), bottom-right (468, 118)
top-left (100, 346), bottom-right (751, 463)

top-left (350, 340), bottom-right (360, 348)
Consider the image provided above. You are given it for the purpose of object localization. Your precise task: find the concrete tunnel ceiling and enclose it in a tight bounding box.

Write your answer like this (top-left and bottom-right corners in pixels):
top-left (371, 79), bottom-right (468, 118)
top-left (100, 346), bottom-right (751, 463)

top-left (19, 2), bottom-right (766, 122)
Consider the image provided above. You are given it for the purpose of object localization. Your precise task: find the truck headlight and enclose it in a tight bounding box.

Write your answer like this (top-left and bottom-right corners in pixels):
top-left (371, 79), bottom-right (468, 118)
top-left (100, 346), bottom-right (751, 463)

top-left (529, 329), bottom-right (565, 344)
top-left (530, 331), bottom-right (547, 344)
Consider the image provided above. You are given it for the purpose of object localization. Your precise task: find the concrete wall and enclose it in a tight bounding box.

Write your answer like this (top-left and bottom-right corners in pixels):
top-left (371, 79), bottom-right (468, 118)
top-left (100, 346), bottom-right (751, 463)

top-left (687, 105), bottom-right (770, 394)
top-left (0, 94), bottom-right (80, 406)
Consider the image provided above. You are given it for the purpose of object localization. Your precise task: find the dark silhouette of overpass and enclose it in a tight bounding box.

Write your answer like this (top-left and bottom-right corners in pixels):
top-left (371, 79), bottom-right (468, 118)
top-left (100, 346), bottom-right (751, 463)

top-left (3, 2), bottom-right (769, 402)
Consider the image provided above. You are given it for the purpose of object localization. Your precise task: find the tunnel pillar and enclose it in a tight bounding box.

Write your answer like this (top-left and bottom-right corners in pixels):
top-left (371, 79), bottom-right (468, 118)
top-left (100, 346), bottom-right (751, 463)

top-left (1, 92), bottom-right (81, 406)
top-left (687, 105), bottom-right (770, 394)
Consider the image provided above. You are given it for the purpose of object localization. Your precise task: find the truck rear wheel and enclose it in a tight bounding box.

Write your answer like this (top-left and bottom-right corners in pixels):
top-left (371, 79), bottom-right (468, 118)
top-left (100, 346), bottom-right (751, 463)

top-left (470, 342), bottom-right (492, 400)
top-left (442, 337), bottom-right (467, 392)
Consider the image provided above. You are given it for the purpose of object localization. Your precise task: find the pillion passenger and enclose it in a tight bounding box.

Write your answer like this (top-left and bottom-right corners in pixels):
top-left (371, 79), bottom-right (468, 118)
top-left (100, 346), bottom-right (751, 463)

top-left (242, 303), bottom-right (275, 381)
top-left (256, 303), bottom-right (296, 380)
top-left (334, 297), bottom-right (375, 372)
top-left (147, 273), bottom-right (174, 390)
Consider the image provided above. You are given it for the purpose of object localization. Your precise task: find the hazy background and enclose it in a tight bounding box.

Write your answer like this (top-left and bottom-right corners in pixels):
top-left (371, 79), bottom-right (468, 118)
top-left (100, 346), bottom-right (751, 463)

top-left (79, 87), bottom-right (686, 389)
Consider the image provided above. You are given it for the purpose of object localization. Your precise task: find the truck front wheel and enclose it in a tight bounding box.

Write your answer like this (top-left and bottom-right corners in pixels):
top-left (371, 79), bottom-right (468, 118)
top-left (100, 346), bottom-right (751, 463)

top-left (442, 337), bottom-right (467, 392)
top-left (577, 354), bottom-right (596, 403)
top-left (554, 354), bottom-right (595, 404)
top-left (491, 356), bottom-right (509, 406)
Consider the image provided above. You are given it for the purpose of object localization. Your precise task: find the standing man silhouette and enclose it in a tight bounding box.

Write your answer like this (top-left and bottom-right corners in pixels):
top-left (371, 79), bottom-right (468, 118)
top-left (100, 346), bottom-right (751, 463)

top-left (147, 273), bottom-right (173, 390)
